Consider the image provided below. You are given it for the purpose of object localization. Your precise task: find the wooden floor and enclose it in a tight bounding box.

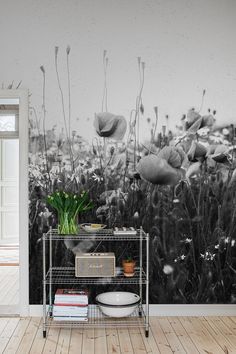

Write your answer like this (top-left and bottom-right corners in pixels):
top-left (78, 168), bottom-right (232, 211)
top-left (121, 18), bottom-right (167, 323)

top-left (0, 316), bottom-right (235, 353)
top-left (0, 267), bottom-right (19, 305)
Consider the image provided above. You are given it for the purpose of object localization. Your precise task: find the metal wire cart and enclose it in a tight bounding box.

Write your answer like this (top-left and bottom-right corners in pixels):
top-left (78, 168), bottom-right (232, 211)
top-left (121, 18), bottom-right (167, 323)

top-left (42, 227), bottom-right (149, 337)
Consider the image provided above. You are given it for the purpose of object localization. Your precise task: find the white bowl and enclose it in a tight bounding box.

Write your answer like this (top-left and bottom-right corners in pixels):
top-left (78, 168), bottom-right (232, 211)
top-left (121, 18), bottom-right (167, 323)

top-left (80, 223), bottom-right (106, 233)
top-left (96, 291), bottom-right (140, 317)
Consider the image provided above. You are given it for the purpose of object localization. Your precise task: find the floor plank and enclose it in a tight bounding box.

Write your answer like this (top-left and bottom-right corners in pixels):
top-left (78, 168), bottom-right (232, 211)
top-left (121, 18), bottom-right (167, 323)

top-left (3, 317), bottom-right (31, 354)
top-left (0, 319), bottom-right (9, 337)
top-left (29, 319), bottom-right (46, 354)
top-left (0, 267), bottom-right (19, 306)
top-left (140, 326), bottom-right (161, 354)
top-left (0, 316), bottom-right (235, 353)
top-left (208, 316), bottom-right (236, 349)
top-left (55, 328), bottom-right (71, 354)
top-left (222, 317), bottom-right (236, 335)
top-left (0, 318), bottom-right (20, 354)
top-left (81, 329), bottom-right (94, 354)
top-left (179, 316), bottom-right (226, 354)
top-left (42, 326), bottom-right (60, 354)
top-left (200, 317), bottom-right (236, 354)
top-left (168, 317), bottom-right (199, 354)
top-left (68, 328), bottom-right (83, 354)
top-left (129, 327), bottom-right (147, 354)
top-left (94, 328), bottom-right (107, 354)
top-left (150, 317), bottom-right (173, 354)
top-left (16, 317), bottom-right (40, 354)
top-left (118, 327), bottom-right (134, 353)
top-left (158, 317), bottom-right (187, 353)
top-left (105, 327), bottom-right (121, 354)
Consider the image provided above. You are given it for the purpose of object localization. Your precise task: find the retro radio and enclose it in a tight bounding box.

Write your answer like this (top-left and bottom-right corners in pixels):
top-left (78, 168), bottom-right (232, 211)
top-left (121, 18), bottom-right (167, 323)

top-left (75, 252), bottom-right (116, 277)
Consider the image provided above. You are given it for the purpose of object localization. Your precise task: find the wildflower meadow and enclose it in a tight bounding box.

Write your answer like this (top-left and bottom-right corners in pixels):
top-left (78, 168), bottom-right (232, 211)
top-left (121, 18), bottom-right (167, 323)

top-left (29, 48), bottom-right (236, 304)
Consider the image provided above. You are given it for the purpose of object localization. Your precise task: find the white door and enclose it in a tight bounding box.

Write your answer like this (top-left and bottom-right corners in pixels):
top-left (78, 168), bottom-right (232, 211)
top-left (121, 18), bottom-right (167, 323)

top-left (0, 91), bottom-right (28, 316)
top-left (0, 139), bottom-right (19, 244)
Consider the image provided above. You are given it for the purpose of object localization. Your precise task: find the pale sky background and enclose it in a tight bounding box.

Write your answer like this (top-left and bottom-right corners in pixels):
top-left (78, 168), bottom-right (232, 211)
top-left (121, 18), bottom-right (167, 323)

top-left (0, 0), bottom-right (236, 141)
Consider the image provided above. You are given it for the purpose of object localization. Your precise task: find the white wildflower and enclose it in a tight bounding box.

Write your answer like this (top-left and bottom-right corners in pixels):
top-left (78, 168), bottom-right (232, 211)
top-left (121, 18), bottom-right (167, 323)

top-left (51, 165), bottom-right (60, 174)
top-left (222, 128), bottom-right (229, 135)
top-left (163, 264), bottom-right (174, 275)
top-left (201, 251), bottom-right (216, 261)
top-left (223, 139), bottom-right (230, 146)
top-left (92, 173), bottom-right (103, 183)
top-left (210, 136), bottom-right (223, 143)
top-left (214, 131), bottom-right (221, 137)
top-left (130, 183), bottom-right (139, 191)
top-left (197, 127), bottom-right (210, 137)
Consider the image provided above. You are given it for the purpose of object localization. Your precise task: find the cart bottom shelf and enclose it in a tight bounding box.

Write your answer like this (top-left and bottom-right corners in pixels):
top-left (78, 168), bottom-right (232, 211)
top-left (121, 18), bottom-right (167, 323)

top-left (43, 305), bottom-right (147, 329)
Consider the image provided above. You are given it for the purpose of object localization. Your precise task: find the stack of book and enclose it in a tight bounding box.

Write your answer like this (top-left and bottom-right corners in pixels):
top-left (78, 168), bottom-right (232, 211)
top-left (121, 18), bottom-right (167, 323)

top-left (53, 289), bottom-right (88, 321)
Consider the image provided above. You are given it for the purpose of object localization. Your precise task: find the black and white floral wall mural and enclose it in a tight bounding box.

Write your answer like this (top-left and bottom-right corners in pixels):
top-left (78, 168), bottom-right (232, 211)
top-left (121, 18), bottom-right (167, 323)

top-left (29, 47), bottom-right (236, 305)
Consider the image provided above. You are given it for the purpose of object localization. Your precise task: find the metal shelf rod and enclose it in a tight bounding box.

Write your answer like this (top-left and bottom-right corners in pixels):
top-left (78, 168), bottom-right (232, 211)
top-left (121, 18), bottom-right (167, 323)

top-left (42, 227), bottom-right (149, 337)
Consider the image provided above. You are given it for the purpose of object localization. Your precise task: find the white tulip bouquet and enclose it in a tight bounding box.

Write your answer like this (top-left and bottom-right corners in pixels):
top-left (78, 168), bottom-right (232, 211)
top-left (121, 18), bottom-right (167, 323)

top-left (47, 191), bottom-right (94, 234)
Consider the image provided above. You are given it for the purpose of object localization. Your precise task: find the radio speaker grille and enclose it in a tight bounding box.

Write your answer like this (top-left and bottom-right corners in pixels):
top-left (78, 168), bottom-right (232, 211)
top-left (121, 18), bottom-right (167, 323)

top-left (75, 252), bottom-right (116, 277)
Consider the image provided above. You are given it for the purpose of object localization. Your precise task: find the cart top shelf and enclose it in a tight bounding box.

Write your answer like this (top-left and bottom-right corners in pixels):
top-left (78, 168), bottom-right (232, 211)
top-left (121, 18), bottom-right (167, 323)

top-left (43, 228), bottom-right (148, 241)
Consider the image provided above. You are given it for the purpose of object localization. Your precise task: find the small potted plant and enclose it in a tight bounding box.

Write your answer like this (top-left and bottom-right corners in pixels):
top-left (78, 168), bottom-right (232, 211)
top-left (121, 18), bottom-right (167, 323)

top-left (122, 256), bottom-right (136, 277)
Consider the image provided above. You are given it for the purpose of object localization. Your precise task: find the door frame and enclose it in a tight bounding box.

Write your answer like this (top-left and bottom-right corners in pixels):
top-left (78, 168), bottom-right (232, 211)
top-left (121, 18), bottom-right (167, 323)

top-left (0, 89), bottom-right (29, 316)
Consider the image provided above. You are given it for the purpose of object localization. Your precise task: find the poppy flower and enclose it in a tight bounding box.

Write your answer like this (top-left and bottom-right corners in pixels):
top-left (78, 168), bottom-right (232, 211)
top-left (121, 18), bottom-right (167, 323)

top-left (185, 109), bottom-right (215, 135)
top-left (208, 145), bottom-right (231, 163)
top-left (136, 154), bottom-right (183, 185)
top-left (94, 112), bottom-right (127, 140)
top-left (202, 114), bottom-right (215, 128)
top-left (186, 108), bottom-right (201, 126)
top-left (158, 146), bottom-right (188, 169)
top-left (187, 141), bottom-right (207, 161)
top-left (186, 161), bottom-right (202, 179)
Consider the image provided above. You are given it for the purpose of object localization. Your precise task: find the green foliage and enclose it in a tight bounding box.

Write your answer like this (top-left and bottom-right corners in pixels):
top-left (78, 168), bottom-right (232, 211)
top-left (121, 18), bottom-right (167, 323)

top-left (124, 256), bottom-right (134, 263)
top-left (46, 190), bottom-right (94, 218)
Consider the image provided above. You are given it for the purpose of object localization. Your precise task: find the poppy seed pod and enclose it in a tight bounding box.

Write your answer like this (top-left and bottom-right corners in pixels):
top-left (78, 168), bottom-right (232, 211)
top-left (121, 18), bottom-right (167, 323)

top-left (136, 154), bottom-right (183, 185)
top-left (94, 112), bottom-right (127, 140)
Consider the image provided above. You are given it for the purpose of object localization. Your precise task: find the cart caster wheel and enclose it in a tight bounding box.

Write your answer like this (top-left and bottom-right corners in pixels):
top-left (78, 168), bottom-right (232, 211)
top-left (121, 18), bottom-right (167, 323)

top-left (145, 330), bottom-right (149, 338)
top-left (139, 311), bottom-right (142, 317)
top-left (43, 330), bottom-right (47, 338)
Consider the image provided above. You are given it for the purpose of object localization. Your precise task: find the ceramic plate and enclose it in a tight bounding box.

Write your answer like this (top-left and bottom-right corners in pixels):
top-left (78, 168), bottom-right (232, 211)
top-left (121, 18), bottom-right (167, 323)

top-left (80, 223), bottom-right (106, 233)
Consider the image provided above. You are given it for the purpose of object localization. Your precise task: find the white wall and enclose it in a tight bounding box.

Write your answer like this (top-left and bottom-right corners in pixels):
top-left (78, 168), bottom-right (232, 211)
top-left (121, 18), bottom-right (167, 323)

top-left (0, 0), bottom-right (235, 141)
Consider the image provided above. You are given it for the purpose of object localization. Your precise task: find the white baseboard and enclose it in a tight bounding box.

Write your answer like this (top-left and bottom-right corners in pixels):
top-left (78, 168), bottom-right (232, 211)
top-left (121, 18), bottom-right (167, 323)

top-left (29, 304), bottom-right (236, 317)
top-left (148, 304), bottom-right (236, 316)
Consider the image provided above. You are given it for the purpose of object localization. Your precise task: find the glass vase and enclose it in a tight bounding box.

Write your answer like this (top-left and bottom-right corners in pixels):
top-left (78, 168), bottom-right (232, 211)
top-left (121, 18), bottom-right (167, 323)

top-left (58, 212), bottom-right (78, 234)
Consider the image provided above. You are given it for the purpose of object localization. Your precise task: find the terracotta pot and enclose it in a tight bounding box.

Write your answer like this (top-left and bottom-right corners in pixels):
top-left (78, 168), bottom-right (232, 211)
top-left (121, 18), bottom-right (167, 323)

top-left (122, 260), bottom-right (136, 277)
